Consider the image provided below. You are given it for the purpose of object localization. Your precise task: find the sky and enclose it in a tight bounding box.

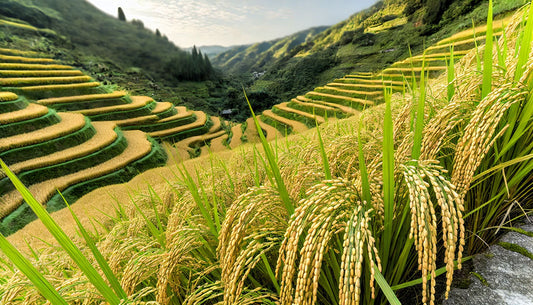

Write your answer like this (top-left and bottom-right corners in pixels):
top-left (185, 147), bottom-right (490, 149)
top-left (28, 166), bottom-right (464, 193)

top-left (85, 0), bottom-right (377, 48)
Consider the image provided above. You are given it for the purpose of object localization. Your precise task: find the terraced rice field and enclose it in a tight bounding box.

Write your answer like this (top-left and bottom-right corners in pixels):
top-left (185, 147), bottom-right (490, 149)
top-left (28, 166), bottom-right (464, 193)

top-left (247, 18), bottom-right (505, 139)
top-left (0, 18), bottom-right (501, 234)
top-left (0, 91), bottom-right (167, 233)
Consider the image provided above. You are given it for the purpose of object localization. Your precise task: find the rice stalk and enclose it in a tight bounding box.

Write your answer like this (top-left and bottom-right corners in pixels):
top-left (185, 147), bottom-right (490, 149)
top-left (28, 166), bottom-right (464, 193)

top-left (451, 84), bottom-right (526, 199)
top-left (481, 0), bottom-right (494, 99)
top-left (401, 160), bottom-right (464, 304)
top-left (0, 160), bottom-right (123, 304)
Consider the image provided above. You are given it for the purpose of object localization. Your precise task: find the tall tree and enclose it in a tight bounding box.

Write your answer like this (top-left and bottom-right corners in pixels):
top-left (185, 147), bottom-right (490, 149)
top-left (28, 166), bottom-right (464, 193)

top-left (156, 29), bottom-right (161, 37)
top-left (118, 7), bottom-right (126, 21)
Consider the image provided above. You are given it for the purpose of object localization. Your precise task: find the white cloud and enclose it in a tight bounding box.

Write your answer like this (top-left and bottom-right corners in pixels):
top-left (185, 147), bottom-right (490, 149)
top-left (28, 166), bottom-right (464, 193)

top-left (86, 0), bottom-right (377, 47)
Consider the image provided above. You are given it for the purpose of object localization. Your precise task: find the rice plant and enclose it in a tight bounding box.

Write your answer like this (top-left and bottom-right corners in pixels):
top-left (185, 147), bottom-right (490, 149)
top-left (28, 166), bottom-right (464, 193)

top-left (37, 91), bottom-right (127, 105)
top-left (0, 4), bottom-right (532, 305)
top-left (0, 54), bottom-right (56, 64)
top-left (0, 103), bottom-right (49, 124)
top-left (0, 91), bottom-right (18, 102)
top-left (1, 122), bottom-right (118, 177)
top-left (0, 130), bottom-right (153, 219)
top-left (0, 76), bottom-right (92, 86)
top-left (0, 63), bottom-right (73, 70)
top-left (0, 69), bottom-right (84, 77)
top-left (0, 113), bottom-right (87, 152)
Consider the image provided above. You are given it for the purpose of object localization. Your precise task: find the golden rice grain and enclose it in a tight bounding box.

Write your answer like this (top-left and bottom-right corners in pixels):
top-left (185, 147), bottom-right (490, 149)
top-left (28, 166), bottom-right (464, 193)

top-left (0, 102), bottom-right (49, 124)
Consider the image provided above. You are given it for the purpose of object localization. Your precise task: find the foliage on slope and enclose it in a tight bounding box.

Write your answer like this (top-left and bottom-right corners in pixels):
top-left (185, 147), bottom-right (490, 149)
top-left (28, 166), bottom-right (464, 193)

top-left (211, 26), bottom-right (328, 75)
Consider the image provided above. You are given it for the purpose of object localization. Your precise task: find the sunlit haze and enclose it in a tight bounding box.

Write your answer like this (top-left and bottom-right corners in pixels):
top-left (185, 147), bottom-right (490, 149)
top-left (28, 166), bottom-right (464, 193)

top-left (85, 0), bottom-right (377, 48)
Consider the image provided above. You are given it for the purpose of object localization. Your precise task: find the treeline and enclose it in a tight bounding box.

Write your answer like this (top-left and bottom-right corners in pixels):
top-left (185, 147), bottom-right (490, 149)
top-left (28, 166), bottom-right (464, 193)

top-left (165, 46), bottom-right (213, 82)
top-left (115, 7), bottom-right (213, 82)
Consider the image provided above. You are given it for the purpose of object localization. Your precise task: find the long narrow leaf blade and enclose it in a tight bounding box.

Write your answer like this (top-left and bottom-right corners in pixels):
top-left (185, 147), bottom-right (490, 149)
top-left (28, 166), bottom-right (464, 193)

top-left (374, 266), bottom-right (401, 305)
top-left (0, 160), bottom-right (121, 305)
top-left (381, 87), bottom-right (395, 270)
top-left (481, 0), bottom-right (494, 99)
top-left (0, 233), bottom-right (69, 305)
top-left (63, 195), bottom-right (128, 300)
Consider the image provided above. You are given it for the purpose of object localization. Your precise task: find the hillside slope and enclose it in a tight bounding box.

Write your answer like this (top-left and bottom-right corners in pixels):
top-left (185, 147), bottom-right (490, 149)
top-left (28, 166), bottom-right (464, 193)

top-left (216, 0), bottom-right (524, 103)
top-left (0, 0), bottom-right (176, 78)
top-left (212, 26), bottom-right (328, 75)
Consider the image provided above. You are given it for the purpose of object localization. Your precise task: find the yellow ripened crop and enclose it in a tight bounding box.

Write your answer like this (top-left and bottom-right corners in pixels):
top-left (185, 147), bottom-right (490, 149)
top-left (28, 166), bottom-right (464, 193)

top-left (0, 47), bottom-right (42, 57)
top-left (0, 91), bottom-right (18, 101)
top-left (256, 115), bottom-right (283, 141)
top-left (114, 115), bottom-right (159, 127)
top-left (0, 19), bottom-right (39, 31)
top-left (0, 113), bottom-right (86, 152)
top-left (157, 106), bottom-right (192, 123)
top-left (0, 70), bottom-right (84, 77)
top-left (382, 66), bottom-right (447, 73)
top-left (427, 36), bottom-right (488, 52)
top-left (151, 101), bottom-right (173, 115)
top-left (0, 130), bottom-right (152, 219)
top-left (38, 91), bottom-right (127, 105)
top-left (149, 111), bottom-right (207, 138)
top-left (296, 95), bottom-right (359, 115)
top-left (19, 82), bottom-right (101, 92)
top-left (263, 109), bottom-right (308, 133)
top-left (0, 63), bottom-right (73, 70)
top-left (0, 76), bottom-right (92, 86)
top-left (0, 54), bottom-right (56, 64)
top-left (307, 91), bottom-right (375, 106)
top-left (177, 130), bottom-right (226, 150)
top-left (75, 95), bottom-right (152, 116)
top-left (1, 121), bottom-right (118, 177)
top-left (0, 103), bottom-right (49, 124)
top-left (437, 15), bottom-right (511, 46)
top-left (276, 102), bottom-right (326, 124)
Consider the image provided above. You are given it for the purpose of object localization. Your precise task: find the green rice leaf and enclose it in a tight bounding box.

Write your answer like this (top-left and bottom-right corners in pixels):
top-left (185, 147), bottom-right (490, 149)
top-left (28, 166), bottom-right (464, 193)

top-left (374, 266), bottom-right (401, 305)
top-left (0, 160), bottom-right (122, 305)
top-left (381, 87), bottom-right (395, 269)
top-left (244, 89), bottom-right (294, 215)
top-left (62, 193), bottom-right (128, 300)
top-left (481, 0), bottom-right (494, 99)
top-left (0, 233), bottom-right (69, 305)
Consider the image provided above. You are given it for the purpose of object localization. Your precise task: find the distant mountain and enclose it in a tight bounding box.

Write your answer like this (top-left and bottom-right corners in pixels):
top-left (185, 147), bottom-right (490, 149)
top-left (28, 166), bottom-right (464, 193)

top-left (211, 26), bottom-right (328, 75)
top-left (214, 0), bottom-right (523, 101)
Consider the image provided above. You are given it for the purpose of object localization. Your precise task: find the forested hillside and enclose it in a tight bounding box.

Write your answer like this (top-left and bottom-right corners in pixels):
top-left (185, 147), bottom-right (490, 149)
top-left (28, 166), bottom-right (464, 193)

top-left (0, 0), bottom-right (213, 82)
top-left (212, 26), bottom-right (328, 75)
top-left (215, 0), bottom-right (524, 102)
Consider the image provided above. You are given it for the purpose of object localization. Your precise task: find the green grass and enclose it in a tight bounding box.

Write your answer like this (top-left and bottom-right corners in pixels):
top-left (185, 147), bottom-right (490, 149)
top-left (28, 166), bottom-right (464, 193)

top-left (0, 97), bottom-right (28, 113)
